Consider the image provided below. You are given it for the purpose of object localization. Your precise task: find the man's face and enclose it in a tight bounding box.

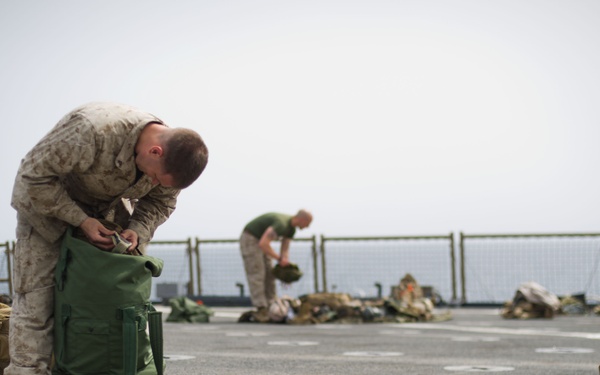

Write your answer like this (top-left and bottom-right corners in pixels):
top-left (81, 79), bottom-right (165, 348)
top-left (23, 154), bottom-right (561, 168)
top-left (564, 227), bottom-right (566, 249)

top-left (135, 153), bottom-right (175, 187)
top-left (298, 218), bottom-right (312, 229)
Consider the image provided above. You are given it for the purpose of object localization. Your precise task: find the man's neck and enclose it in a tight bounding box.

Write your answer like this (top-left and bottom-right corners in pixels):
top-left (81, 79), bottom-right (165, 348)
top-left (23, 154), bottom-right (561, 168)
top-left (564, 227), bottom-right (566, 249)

top-left (136, 123), bottom-right (166, 153)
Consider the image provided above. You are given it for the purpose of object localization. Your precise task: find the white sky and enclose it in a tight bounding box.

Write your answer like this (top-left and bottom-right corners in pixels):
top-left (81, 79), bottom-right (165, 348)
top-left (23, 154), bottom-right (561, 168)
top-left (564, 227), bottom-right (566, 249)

top-left (1, 0), bottom-right (599, 241)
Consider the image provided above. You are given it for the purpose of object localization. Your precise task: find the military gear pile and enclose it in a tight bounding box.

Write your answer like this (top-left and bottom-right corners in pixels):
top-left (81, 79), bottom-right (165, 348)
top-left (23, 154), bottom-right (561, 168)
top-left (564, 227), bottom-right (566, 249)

top-left (501, 281), bottom-right (561, 319)
top-left (272, 263), bottom-right (303, 283)
top-left (239, 274), bottom-right (451, 324)
top-left (166, 297), bottom-right (214, 323)
top-left (268, 298), bottom-right (292, 322)
top-left (559, 294), bottom-right (587, 315)
top-left (238, 297), bottom-right (298, 323)
top-left (53, 227), bottom-right (165, 374)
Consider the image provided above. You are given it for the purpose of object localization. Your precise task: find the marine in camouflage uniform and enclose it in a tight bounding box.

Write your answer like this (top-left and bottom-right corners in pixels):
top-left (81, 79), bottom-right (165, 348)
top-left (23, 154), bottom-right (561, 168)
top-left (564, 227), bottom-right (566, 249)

top-left (8, 102), bottom-right (208, 375)
top-left (239, 210), bottom-right (312, 321)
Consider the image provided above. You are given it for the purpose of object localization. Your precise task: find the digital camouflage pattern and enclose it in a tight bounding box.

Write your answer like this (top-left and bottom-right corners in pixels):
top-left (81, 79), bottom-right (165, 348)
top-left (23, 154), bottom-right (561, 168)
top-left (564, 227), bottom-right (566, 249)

top-left (11, 102), bottom-right (179, 244)
top-left (239, 231), bottom-right (276, 309)
top-left (8, 102), bottom-right (181, 375)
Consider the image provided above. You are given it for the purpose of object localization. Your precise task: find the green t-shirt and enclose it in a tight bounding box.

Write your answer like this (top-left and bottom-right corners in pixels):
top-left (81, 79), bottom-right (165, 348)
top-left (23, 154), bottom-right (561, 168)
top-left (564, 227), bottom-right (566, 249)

top-left (244, 212), bottom-right (296, 239)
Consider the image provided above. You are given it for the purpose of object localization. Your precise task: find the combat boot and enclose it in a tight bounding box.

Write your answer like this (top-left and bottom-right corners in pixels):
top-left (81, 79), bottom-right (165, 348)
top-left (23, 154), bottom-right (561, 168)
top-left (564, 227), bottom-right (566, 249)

top-left (252, 307), bottom-right (270, 323)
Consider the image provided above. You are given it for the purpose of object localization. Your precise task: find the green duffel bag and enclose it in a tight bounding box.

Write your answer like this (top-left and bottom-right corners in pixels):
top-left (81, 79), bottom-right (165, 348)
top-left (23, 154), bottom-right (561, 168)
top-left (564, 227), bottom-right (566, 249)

top-left (53, 227), bottom-right (165, 375)
top-left (166, 296), bottom-right (213, 323)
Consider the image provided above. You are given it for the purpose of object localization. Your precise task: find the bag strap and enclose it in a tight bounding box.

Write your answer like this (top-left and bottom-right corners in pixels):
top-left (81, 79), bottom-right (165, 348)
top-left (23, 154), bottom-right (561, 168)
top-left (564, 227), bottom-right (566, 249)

top-left (56, 304), bottom-right (71, 364)
top-left (57, 228), bottom-right (74, 291)
top-left (121, 304), bottom-right (164, 375)
top-left (148, 305), bottom-right (164, 375)
top-left (121, 307), bottom-right (139, 375)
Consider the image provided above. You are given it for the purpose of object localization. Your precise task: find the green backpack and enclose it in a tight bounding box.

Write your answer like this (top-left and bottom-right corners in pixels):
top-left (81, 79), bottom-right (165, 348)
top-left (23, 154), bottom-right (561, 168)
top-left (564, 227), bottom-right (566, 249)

top-left (53, 227), bottom-right (165, 375)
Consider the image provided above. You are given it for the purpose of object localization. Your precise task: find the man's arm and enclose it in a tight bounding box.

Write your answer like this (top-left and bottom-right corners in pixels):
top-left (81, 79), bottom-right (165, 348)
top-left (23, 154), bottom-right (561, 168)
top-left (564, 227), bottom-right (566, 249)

top-left (279, 237), bottom-right (291, 266)
top-left (258, 226), bottom-right (282, 261)
top-left (127, 185), bottom-right (179, 245)
top-left (21, 124), bottom-right (92, 223)
top-left (17, 113), bottom-right (143, 249)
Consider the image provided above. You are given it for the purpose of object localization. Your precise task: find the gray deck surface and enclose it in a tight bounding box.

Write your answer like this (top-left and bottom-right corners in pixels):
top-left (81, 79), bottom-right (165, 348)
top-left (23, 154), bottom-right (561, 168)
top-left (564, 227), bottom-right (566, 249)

top-left (157, 306), bottom-right (600, 375)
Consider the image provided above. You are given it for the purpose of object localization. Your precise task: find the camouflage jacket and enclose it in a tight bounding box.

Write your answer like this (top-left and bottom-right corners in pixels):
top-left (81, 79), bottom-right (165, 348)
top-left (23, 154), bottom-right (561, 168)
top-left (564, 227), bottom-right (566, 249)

top-left (11, 102), bottom-right (180, 244)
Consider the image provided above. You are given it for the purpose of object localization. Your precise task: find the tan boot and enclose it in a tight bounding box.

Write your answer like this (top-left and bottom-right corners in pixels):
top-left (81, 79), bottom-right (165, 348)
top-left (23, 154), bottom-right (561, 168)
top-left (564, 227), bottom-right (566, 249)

top-left (252, 307), bottom-right (270, 323)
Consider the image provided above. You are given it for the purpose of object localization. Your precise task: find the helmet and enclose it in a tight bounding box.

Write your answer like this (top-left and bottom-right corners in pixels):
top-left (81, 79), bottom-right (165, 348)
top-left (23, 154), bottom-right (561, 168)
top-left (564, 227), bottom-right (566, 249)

top-left (272, 263), bottom-right (303, 283)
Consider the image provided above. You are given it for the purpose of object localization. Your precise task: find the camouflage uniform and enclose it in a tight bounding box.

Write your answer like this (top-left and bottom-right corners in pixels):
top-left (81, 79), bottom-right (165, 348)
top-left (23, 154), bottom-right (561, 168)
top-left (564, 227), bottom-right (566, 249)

top-left (239, 232), bottom-right (277, 309)
top-left (240, 213), bottom-right (295, 309)
top-left (8, 102), bottom-right (180, 375)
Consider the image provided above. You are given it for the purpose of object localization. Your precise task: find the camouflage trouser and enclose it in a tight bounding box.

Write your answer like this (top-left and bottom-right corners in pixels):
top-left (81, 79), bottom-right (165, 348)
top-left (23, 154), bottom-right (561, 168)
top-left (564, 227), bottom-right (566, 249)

top-left (239, 232), bottom-right (275, 309)
top-left (5, 215), bottom-right (59, 375)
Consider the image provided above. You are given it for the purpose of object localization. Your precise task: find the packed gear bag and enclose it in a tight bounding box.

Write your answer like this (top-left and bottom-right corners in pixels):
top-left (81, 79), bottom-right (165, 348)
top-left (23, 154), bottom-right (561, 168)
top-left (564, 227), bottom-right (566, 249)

top-left (501, 281), bottom-right (560, 319)
top-left (53, 226), bottom-right (165, 375)
top-left (166, 297), bottom-right (213, 323)
top-left (272, 263), bottom-right (303, 283)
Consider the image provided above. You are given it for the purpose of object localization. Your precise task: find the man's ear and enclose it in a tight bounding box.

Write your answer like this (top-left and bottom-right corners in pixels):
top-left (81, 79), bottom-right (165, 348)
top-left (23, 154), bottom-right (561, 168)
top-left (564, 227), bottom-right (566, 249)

top-left (149, 146), bottom-right (164, 157)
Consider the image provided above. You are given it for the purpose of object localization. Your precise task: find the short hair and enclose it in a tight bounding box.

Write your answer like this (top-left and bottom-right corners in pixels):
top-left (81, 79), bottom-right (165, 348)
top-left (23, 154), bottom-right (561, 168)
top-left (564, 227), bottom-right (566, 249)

top-left (296, 209), bottom-right (313, 222)
top-left (162, 128), bottom-right (208, 189)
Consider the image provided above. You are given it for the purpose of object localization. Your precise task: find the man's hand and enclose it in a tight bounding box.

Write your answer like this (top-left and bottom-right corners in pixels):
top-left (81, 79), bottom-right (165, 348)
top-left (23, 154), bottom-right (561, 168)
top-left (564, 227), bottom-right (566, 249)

top-left (120, 229), bottom-right (139, 252)
top-left (79, 218), bottom-right (140, 253)
top-left (278, 256), bottom-right (290, 267)
top-left (78, 218), bottom-right (115, 250)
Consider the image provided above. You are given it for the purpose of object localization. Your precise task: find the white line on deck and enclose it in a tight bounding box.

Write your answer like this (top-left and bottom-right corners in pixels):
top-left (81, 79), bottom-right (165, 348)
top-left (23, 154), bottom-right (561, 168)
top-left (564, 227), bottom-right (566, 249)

top-left (394, 323), bottom-right (600, 340)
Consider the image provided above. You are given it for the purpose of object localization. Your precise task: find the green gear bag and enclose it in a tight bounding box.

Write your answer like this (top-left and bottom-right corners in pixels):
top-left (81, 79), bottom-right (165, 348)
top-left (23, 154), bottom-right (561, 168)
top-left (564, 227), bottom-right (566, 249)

top-left (166, 297), bottom-right (213, 323)
top-left (272, 263), bottom-right (303, 283)
top-left (53, 227), bottom-right (165, 375)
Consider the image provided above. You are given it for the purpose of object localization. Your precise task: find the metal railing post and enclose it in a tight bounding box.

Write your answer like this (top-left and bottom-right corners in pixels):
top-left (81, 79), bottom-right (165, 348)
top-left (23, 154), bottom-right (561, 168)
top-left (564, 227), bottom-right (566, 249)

top-left (459, 232), bottom-right (466, 304)
top-left (1, 241), bottom-right (13, 297)
top-left (310, 235), bottom-right (319, 293)
top-left (193, 237), bottom-right (201, 296)
top-left (186, 238), bottom-right (194, 296)
top-left (320, 235), bottom-right (327, 293)
top-left (449, 232), bottom-right (457, 303)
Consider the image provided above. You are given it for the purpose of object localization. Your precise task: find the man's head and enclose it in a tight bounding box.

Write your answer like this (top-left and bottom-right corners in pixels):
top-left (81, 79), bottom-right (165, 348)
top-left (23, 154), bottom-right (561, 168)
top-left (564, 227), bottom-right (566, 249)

top-left (135, 124), bottom-right (208, 189)
top-left (292, 209), bottom-right (313, 229)
top-left (161, 128), bottom-right (208, 189)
